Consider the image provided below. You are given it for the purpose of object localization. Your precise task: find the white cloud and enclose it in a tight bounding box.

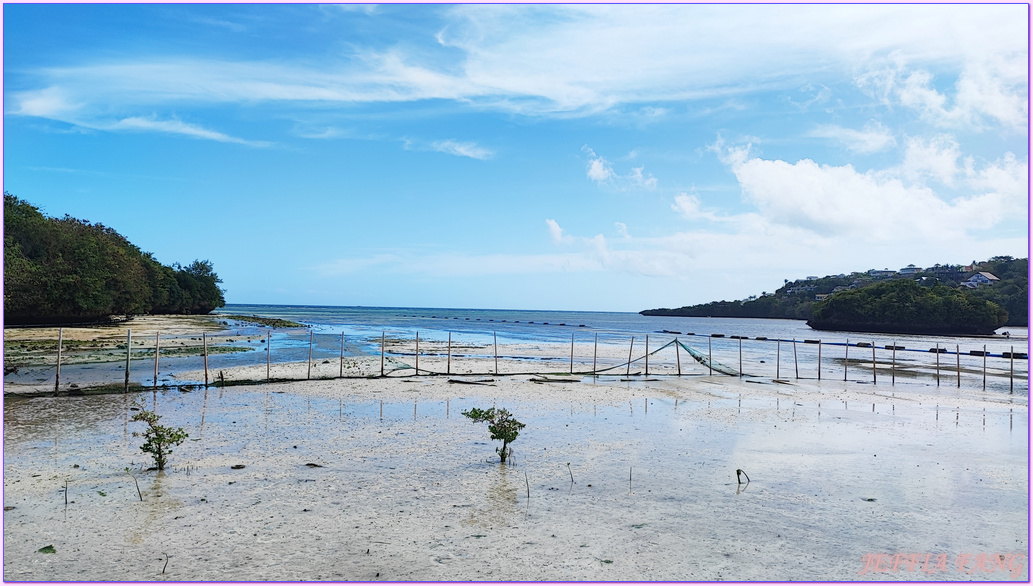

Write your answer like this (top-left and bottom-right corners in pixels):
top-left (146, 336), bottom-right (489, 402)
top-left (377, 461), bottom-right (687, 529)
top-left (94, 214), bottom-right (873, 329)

top-left (582, 146), bottom-right (659, 190)
top-left (629, 166), bottom-right (657, 190)
top-left (808, 120), bottom-right (896, 153)
top-left (430, 139), bottom-right (493, 160)
top-left (614, 222), bottom-right (630, 239)
top-left (107, 116), bottom-right (270, 147)
top-left (898, 135), bottom-right (961, 186)
top-left (546, 219), bottom-right (572, 244)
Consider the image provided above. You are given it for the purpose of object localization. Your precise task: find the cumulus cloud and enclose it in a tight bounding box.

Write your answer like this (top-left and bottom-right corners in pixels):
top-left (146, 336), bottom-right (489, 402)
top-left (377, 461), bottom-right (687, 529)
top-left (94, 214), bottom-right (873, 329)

top-left (582, 145), bottom-right (657, 189)
top-left (898, 135), bottom-right (962, 186)
top-left (546, 219), bottom-right (573, 244)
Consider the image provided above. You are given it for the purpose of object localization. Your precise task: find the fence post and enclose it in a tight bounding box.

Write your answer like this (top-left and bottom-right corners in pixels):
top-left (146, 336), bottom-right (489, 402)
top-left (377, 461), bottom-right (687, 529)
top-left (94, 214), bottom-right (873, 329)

top-left (381, 332), bottom-right (385, 377)
top-left (646, 335), bottom-right (650, 377)
top-left (982, 344), bottom-right (986, 390)
top-left (817, 340), bottom-right (822, 381)
top-left (493, 331), bottom-right (498, 375)
top-left (776, 339), bottom-right (781, 379)
top-left (1010, 345), bottom-right (1014, 393)
top-left (124, 329), bottom-right (132, 393)
top-left (307, 330), bottom-right (313, 380)
top-left (891, 341), bottom-right (896, 386)
top-left (708, 336), bottom-right (712, 376)
top-left (675, 337), bottom-right (681, 376)
top-left (54, 328), bottom-right (63, 395)
top-left (339, 332), bottom-right (345, 378)
top-left (843, 339), bottom-right (849, 382)
top-left (626, 337), bottom-right (635, 377)
top-left (871, 342), bottom-right (876, 385)
top-left (447, 331), bottom-right (452, 375)
top-left (737, 337), bottom-right (742, 378)
top-left (153, 332), bottom-right (160, 389)
top-left (415, 331), bottom-right (419, 375)
top-left (203, 332), bottom-right (209, 387)
top-left (793, 339), bottom-right (799, 379)
top-left (593, 333), bottom-right (598, 377)
top-left (570, 333), bottom-right (575, 375)
top-left (935, 343), bottom-right (940, 386)
top-left (266, 330), bottom-right (271, 381)
top-left (956, 344), bottom-right (960, 388)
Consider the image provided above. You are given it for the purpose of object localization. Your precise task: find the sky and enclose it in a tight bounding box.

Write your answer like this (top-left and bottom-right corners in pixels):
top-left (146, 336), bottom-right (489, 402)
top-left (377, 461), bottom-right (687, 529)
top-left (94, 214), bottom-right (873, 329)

top-left (2, 3), bottom-right (1029, 312)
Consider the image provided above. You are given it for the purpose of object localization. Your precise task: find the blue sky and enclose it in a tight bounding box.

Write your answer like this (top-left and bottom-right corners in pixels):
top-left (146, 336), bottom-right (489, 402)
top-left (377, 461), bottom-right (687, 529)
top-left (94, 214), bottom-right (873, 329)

top-left (3, 4), bottom-right (1028, 312)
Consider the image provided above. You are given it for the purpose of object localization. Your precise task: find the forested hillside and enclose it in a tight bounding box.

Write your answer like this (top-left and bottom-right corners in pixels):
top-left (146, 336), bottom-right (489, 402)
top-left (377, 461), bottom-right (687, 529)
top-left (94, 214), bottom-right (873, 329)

top-left (4, 193), bottom-right (225, 325)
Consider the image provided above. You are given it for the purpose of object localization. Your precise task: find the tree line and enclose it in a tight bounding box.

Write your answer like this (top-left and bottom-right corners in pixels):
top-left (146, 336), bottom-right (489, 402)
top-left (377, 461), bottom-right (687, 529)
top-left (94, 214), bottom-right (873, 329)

top-left (4, 193), bottom-right (225, 325)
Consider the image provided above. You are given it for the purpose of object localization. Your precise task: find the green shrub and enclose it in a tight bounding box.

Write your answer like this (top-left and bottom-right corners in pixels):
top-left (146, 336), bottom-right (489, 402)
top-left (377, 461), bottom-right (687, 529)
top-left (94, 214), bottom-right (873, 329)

top-left (462, 407), bottom-right (525, 464)
top-left (131, 410), bottom-right (188, 471)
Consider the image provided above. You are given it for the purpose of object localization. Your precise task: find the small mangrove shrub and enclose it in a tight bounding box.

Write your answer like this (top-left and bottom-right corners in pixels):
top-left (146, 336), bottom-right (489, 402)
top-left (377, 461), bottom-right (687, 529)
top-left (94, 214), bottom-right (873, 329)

top-left (131, 410), bottom-right (188, 471)
top-left (462, 407), bottom-right (525, 464)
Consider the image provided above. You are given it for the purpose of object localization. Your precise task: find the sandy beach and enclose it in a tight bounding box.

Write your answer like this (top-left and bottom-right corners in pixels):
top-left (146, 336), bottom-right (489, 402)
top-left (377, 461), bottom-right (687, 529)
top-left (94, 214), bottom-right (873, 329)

top-left (3, 342), bottom-right (1028, 581)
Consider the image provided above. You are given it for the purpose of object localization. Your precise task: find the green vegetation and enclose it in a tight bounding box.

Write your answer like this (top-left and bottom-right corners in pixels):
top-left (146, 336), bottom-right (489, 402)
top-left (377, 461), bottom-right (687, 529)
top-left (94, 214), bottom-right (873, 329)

top-left (462, 407), bottom-right (525, 464)
top-left (642, 256), bottom-right (1027, 328)
top-left (807, 279), bottom-right (1007, 336)
top-left (4, 193), bottom-right (225, 325)
top-left (131, 410), bottom-right (188, 471)
top-left (219, 314), bottom-right (306, 328)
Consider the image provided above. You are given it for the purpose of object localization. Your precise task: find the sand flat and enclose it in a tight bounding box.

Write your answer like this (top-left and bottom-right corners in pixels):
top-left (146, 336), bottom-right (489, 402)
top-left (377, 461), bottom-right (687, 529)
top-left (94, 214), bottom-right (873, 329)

top-left (3, 361), bottom-right (1028, 581)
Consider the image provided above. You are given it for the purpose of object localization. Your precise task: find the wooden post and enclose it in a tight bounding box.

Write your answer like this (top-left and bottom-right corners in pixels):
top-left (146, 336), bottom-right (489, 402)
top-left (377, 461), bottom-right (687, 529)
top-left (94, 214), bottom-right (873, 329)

top-left (1010, 345), bottom-right (1014, 393)
top-left (793, 339), bottom-right (799, 379)
top-left (124, 329), bottom-right (132, 393)
top-left (817, 340), bottom-right (822, 381)
top-left (935, 343), bottom-right (940, 386)
top-left (54, 328), bottom-right (63, 394)
top-left (626, 337), bottom-right (634, 377)
top-left (203, 332), bottom-right (209, 387)
top-left (493, 331), bottom-right (498, 375)
top-left (381, 332), bottom-right (385, 377)
top-left (593, 333), bottom-right (598, 376)
top-left (891, 341), bottom-right (896, 386)
top-left (708, 336), bottom-right (712, 376)
top-left (871, 342), bottom-right (876, 385)
top-left (153, 332), bottom-right (160, 389)
top-left (339, 332), bottom-right (345, 378)
top-left (737, 337), bottom-right (742, 378)
top-left (956, 344), bottom-right (961, 388)
top-left (415, 331), bottom-right (420, 375)
top-left (266, 330), bottom-right (271, 381)
top-left (447, 332), bottom-right (452, 375)
top-left (776, 339), bottom-right (781, 379)
top-left (982, 344), bottom-right (986, 390)
top-left (675, 338), bottom-right (681, 376)
top-left (570, 333), bottom-right (575, 375)
top-left (307, 330), bottom-right (313, 380)
top-left (645, 335), bottom-right (650, 377)
top-left (843, 339), bottom-right (849, 382)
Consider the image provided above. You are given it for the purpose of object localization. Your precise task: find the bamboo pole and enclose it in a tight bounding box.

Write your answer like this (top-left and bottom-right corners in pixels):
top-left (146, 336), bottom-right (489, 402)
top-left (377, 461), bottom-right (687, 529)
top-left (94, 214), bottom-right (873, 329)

top-left (124, 329), bottom-right (132, 393)
top-left (737, 337), bottom-right (742, 378)
top-left (380, 332), bottom-right (385, 377)
top-left (307, 330), bottom-right (313, 380)
top-left (493, 331), bottom-right (498, 375)
top-left (593, 333), bottom-right (598, 376)
top-left (817, 340), bottom-right (822, 381)
top-left (266, 330), bottom-right (271, 380)
top-left (793, 339), bottom-right (799, 379)
top-left (54, 328), bottom-right (63, 394)
top-left (935, 343), bottom-right (940, 386)
top-left (776, 339), bottom-right (781, 379)
top-left (708, 336), bottom-right (713, 376)
top-left (447, 332), bottom-right (452, 375)
top-left (675, 337), bottom-right (681, 376)
top-left (956, 344), bottom-right (961, 388)
top-left (626, 337), bottom-right (635, 377)
top-left (203, 332), bottom-right (209, 387)
top-left (645, 335), bottom-right (650, 377)
top-left (415, 331), bottom-right (420, 375)
top-left (339, 332), bottom-right (345, 378)
top-left (1010, 345), bottom-right (1014, 393)
top-left (570, 333), bottom-right (575, 375)
top-left (153, 332), bottom-right (160, 389)
top-left (982, 344), bottom-right (987, 390)
top-left (843, 339), bottom-right (849, 382)
top-left (871, 342), bottom-right (876, 385)
top-left (891, 341), bottom-right (896, 386)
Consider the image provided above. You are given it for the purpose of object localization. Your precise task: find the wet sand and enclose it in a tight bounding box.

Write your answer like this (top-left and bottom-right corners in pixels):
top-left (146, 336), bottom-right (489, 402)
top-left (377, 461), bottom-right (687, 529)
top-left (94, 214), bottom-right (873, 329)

top-left (3, 360), bottom-right (1028, 581)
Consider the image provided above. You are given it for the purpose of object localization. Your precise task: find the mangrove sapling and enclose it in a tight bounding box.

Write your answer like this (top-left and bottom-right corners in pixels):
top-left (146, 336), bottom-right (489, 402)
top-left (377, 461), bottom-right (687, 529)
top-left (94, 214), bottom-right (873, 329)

top-left (131, 410), bottom-right (188, 471)
top-left (462, 407), bottom-right (525, 464)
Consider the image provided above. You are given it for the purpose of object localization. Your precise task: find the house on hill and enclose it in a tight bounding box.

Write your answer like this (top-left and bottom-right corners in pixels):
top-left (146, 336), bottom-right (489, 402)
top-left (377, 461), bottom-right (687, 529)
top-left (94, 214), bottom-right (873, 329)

top-left (898, 264), bottom-right (921, 275)
top-left (961, 272), bottom-right (1000, 288)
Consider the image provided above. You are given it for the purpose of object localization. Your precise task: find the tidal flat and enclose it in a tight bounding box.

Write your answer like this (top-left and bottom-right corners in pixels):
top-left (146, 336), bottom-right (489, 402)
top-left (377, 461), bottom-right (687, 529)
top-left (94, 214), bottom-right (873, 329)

top-left (3, 368), bottom-right (1028, 581)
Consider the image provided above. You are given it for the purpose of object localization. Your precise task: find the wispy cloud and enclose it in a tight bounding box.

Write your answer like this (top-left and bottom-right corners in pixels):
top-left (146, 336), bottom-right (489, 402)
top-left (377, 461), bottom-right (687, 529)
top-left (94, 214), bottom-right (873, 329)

top-left (430, 139), bottom-right (493, 160)
top-left (582, 145), bottom-right (656, 190)
top-left (808, 120), bottom-right (896, 154)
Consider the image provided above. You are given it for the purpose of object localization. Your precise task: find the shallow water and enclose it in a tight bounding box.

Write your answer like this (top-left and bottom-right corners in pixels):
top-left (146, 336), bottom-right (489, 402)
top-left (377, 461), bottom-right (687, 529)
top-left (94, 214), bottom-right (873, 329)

top-left (3, 379), bottom-right (1027, 581)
